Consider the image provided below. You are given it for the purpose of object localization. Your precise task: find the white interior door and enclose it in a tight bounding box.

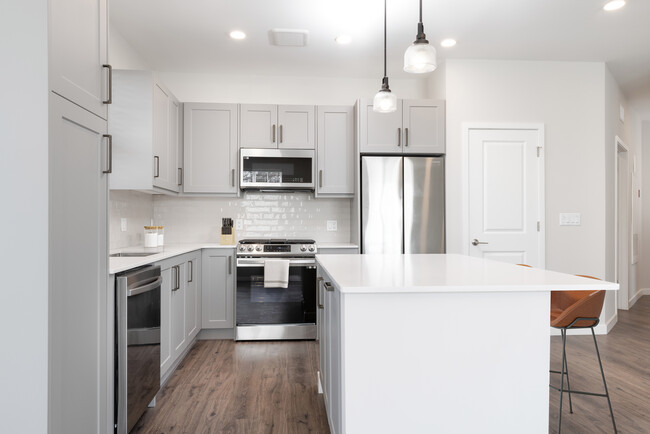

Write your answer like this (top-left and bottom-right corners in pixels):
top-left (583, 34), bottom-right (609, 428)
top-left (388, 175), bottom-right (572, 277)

top-left (468, 127), bottom-right (544, 266)
top-left (616, 140), bottom-right (630, 309)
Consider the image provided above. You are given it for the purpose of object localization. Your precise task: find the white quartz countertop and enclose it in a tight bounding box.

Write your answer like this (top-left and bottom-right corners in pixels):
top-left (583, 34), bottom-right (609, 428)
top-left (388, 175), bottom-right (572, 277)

top-left (315, 253), bottom-right (619, 294)
top-left (110, 243), bottom-right (234, 274)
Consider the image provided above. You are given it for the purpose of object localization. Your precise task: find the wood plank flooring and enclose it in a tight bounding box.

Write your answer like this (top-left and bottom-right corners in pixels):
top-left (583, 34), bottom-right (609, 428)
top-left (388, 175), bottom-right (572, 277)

top-left (549, 296), bottom-right (650, 433)
top-left (132, 340), bottom-right (330, 434)
top-left (133, 296), bottom-right (649, 433)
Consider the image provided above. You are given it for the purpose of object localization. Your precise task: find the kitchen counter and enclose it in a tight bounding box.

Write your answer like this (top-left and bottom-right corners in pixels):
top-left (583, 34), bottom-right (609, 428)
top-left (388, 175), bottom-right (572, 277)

top-left (109, 243), bottom-right (234, 274)
top-left (315, 253), bottom-right (617, 293)
top-left (316, 242), bottom-right (358, 249)
top-left (316, 254), bottom-right (618, 434)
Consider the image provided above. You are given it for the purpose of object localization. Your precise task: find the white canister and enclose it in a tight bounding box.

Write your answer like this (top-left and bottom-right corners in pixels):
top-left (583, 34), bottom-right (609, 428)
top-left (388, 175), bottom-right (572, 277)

top-left (157, 226), bottom-right (164, 247)
top-left (144, 226), bottom-right (158, 248)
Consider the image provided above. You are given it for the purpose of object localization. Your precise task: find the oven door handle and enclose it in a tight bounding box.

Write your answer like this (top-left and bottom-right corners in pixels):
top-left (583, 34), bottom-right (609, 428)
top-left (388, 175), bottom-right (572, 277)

top-left (127, 276), bottom-right (163, 297)
top-left (236, 258), bottom-right (316, 267)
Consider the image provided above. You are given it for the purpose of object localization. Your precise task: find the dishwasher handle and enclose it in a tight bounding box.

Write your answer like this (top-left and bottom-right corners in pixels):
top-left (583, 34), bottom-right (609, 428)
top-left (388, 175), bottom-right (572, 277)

top-left (127, 276), bottom-right (163, 297)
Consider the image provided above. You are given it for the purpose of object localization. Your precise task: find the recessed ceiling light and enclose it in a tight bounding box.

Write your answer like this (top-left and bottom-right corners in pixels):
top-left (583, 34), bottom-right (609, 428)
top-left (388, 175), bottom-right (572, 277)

top-left (603, 0), bottom-right (626, 11)
top-left (229, 30), bottom-right (246, 40)
top-left (335, 35), bottom-right (352, 45)
top-left (440, 39), bottom-right (457, 48)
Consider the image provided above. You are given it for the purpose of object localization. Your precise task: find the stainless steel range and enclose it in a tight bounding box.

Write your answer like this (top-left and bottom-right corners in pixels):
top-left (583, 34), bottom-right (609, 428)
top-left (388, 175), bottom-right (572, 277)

top-left (236, 239), bottom-right (318, 340)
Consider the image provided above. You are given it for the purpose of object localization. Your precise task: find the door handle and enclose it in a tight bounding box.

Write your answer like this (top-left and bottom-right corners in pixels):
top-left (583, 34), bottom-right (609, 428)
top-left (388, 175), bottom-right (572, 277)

top-left (397, 128), bottom-right (401, 147)
top-left (232, 169), bottom-right (235, 187)
top-left (319, 170), bottom-right (323, 188)
top-left (172, 265), bottom-right (180, 291)
top-left (102, 134), bottom-right (112, 174)
top-left (324, 282), bottom-right (334, 292)
top-left (472, 239), bottom-right (489, 246)
top-left (272, 124), bottom-right (276, 143)
top-left (317, 276), bottom-right (324, 309)
top-left (279, 124), bottom-right (283, 143)
top-left (178, 168), bottom-right (183, 186)
top-left (188, 260), bottom-right (193, 283)
top-left (154, 156), bottom-right (160, 178)
top-left (102, 64), bottom-right (112, 104)
top-left (228, 256), bottom-right (232, 275)
top-left (405, 128), bottom-right (409, 147)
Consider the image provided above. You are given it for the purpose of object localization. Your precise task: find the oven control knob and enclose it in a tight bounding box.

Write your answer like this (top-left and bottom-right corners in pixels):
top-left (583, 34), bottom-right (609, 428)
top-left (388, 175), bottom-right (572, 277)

top-left (308, 245), bottom-right (315, 252)
top-left (300, 245), bottom-right (307, 252)
top-left (247, 246), bottom-right (254, 252)
top-left (255, 246), bottom-right (262, 251)
top-left (239, 246), bottom-right (245, 252)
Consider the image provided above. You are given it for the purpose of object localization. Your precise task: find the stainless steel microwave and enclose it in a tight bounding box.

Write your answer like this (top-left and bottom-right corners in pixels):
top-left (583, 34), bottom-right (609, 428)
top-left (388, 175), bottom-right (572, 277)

top-left (240, 148), bottom-right (315, 191)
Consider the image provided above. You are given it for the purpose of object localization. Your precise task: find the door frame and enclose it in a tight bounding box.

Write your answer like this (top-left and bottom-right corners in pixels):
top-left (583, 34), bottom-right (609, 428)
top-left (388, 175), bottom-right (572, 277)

top-left (614, 135), bottom-right (631, 310)
top-left (462, 123), bottom-right (546, 267)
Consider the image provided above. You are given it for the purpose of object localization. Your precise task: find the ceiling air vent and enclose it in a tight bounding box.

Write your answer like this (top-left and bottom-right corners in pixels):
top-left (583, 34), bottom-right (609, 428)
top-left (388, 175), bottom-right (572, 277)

top-left (269, 29), bottom-right (309, 47)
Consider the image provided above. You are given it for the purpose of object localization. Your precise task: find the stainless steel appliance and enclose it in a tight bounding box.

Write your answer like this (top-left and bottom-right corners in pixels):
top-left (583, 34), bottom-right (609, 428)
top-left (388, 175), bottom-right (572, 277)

top-left (115, 266), bottom-right (162, 433)
top-left (361, 156), bottom-right (445, 254)
top-left (240, 148), bottom-right (315, 191)
top-left (236, 239), bottom-right (317, 340)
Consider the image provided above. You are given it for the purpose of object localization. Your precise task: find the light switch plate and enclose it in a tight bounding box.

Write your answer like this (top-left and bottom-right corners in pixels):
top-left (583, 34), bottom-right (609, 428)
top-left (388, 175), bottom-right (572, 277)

top-left (120, 218), bottom-right (127, 232)
top-left (559, 213), bottom-right (581, 226)
top-left (327, 220), bottom-right (338, 231)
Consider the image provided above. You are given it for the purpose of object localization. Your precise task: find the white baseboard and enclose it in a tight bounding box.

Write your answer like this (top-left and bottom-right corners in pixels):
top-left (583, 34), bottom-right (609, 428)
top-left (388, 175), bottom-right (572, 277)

top-left (629, 288), bottom-right (650, 308)
top-left (197, 328), bottom-right (235, 340)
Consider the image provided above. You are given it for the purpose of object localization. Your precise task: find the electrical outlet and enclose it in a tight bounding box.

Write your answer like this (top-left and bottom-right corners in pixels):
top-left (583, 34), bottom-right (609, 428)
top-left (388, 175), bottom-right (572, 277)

top-left (559, 213), bottom-right (581, 226)
top-left (235, 219), bottom-right (243, 230)
top-left (121, 218), bottom-right (127, 232)
top-left (327, 220), bottom-right (338, 231)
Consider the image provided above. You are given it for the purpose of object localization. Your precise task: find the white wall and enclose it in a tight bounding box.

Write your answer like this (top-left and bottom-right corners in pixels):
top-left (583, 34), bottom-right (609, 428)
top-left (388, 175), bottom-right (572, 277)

top-left (445, 60), bottom-right (618, 329)
top-left (0, 0), bottom-right (49, 431)
top-left (640, 121), bottom-right (650, 290)
top-left (159, 72), bottom-right (428, 105)
top-left (604, 66), bottom-right (642, 314)
top-left (109, 22), bottom-right (151, 70)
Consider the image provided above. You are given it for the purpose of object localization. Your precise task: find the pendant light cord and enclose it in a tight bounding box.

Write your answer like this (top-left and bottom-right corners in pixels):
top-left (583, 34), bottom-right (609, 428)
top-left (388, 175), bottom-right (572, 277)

top-left (384, 0), bottom-right (387, 77)
top-left (419, 0), bottom-right (423, 24)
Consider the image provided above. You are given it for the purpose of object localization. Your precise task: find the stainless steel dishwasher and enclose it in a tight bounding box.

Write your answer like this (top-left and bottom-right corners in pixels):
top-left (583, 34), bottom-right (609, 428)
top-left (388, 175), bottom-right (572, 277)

top-left (115, 265), bottom-right (162, 433)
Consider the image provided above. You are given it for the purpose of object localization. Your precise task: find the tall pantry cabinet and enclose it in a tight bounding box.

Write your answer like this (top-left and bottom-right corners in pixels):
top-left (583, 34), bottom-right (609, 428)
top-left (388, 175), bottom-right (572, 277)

top-left (48, 0), bottom-right (111, 433)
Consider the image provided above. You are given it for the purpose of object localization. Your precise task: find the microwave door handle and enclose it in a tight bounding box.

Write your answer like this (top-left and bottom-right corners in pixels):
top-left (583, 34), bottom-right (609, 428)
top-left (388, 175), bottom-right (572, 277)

top-left (127, 276), bottom-right (163, 297)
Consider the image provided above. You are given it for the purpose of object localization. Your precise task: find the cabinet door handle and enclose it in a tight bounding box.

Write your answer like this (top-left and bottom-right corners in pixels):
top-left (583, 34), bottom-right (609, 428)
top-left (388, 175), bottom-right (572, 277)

top-left (172, 265), bottom-right (180, 291)
top-left (228, 256), bottom-right (232, 275)
top-left (102, 64), bottom-right (112, 104)
top-left (188, 260), bottom-right (193, 283)
top-left (317, 276), bottom-right (324, 309)
top-left (272, 124), bottom-right (276, 143)
top-left (154, 156), bottom-right (160, 178)
top-left (324, 281), bottom-right (334, 292)
top-left (102, 134), bottom-right (112, 174)
top-left (405, 128), bottom-right (409, 147)
top-left (319, 170), bottom-right (323, 188)
top-left (178, 168), bottom-right (183, 186)
top-left (397, 128), bottom-right (401, 147)
top-left (231, 169), bottom-right (235, 187)
top-left (279, 124), bottom-right (283, 143)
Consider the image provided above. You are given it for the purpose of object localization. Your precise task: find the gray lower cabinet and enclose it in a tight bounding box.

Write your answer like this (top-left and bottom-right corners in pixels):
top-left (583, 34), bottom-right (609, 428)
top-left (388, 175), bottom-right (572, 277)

top-left (49, 93), bottom-right (109, 434)
top-left (317, 268), bottom-right (342, 434)
top-left (202, 249), bottom-right (235, 329)
top-left (158, 251), bottom-right (202, 379)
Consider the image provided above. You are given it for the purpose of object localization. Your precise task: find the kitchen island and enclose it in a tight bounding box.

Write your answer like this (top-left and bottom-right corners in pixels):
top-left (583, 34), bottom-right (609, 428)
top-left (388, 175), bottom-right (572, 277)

top-left (315, 254), bottom-right (618, 434)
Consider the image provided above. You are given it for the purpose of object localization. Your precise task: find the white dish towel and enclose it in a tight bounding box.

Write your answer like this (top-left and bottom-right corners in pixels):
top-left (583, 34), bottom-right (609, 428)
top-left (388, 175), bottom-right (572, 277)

top-left (264, 259), bottom-right (290, 288)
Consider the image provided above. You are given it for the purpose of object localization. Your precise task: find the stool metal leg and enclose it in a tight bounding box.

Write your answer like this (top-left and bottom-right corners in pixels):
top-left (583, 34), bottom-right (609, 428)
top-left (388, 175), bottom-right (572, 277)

top-left (562, 330), bottom-right (574, 414)
top-left (590, 328), bottom-right (617, 434)
top-left (558, 328), bottom-right (568, 434)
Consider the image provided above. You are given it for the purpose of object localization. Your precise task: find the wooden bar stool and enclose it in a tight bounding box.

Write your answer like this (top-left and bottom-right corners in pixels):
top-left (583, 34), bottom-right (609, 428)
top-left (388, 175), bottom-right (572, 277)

top-left (550, 276), bottom-right (617, 433)
top-left (515, 265), bottom-right (617, 433)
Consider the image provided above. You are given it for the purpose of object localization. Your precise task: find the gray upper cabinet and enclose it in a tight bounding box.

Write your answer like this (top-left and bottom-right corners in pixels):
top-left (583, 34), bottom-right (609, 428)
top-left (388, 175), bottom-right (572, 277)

top-left (240, 104), bottom-right (315, 149)
top-left (358, 99), bottom-right (445, 154)
top-left (183, 103), bottom-right (238, 195)
top-left (316, 106), bottom-right (355, 197)
top-left (110, 70), bottom-right (181, 193)
top-left (49, 0), bottom-right (109, 120)
top-left (402, 100), bottom-right (445, 154)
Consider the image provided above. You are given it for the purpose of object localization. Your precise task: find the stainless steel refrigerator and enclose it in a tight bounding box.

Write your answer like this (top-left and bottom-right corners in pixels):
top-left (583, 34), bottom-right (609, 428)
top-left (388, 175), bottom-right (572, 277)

top-left (361, 156), bottom-right (445, 254)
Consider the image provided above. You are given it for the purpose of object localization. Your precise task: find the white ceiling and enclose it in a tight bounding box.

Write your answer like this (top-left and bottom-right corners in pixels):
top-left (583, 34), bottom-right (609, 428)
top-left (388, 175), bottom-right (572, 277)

top-left (111, 0), bottom-right (650, 110)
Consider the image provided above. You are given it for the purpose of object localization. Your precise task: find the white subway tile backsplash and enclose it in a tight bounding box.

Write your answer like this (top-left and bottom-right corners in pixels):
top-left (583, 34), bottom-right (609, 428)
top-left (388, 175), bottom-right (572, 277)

top-left (109, 191), bottom-right (154, 249)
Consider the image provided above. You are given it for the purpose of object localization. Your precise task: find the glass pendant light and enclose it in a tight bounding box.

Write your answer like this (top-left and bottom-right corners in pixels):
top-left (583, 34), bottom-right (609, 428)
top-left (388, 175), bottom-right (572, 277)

top-left (404, 0), bottom-right (437, 73)
top-left (373, 0), bottom-right (397, 113)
